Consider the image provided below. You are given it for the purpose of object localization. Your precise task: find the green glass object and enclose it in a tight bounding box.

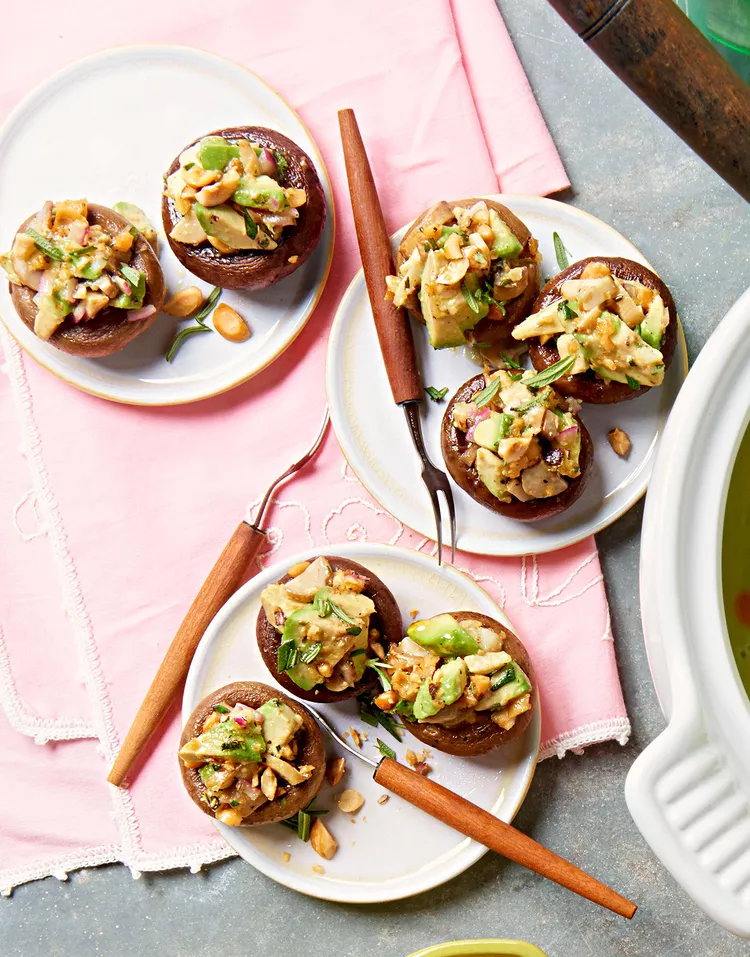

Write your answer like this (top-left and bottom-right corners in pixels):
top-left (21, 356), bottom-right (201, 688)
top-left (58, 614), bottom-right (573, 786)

top-left (722, 425), bottom-right (750, 699)
top-left (678, 0), bottom-right (750, 82)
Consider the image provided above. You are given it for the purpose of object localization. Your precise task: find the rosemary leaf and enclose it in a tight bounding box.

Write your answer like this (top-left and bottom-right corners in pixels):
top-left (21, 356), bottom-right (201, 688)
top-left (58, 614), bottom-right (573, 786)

top-left (377, 738), bottom-right (397, 760)
top-left (552, 231), bottom-right (570, 271)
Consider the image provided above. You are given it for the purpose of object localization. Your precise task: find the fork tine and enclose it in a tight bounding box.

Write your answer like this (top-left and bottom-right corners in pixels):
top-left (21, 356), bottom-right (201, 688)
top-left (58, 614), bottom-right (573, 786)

top-left (425, 482), bottom-right (443, 566)
top-left (447, 490), bottom-right (457, 564)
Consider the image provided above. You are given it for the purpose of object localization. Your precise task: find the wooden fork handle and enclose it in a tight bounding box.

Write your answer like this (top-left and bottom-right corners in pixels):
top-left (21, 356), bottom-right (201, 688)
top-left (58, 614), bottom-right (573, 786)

top-left (338, 108), bottom-right (422, 406)
top-left (107, 521), bottom-right (265, 787)
top-left (374, 758), bottom-right (637, 919)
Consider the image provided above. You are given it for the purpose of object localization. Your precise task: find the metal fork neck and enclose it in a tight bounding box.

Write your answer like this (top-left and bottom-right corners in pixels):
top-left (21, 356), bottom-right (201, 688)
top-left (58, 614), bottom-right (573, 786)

top-left (401, 401), bottom-right (429, 460)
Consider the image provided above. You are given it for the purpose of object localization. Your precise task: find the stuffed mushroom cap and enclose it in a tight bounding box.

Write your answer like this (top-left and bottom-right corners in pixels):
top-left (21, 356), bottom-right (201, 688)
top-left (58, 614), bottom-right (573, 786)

top-left (162, 126), bottom-right (327, 290)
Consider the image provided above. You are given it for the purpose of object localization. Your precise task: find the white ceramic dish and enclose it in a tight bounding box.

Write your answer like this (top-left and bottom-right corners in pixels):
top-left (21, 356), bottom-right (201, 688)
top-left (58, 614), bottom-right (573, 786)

top-left (326, 196), bottom-right (686, 557)
top-left (0, 45), bottom-right (334, 405)
top-left (183, 543), bottom-right (540, 903)
top-left (626, 286), bottom-right (750, 938)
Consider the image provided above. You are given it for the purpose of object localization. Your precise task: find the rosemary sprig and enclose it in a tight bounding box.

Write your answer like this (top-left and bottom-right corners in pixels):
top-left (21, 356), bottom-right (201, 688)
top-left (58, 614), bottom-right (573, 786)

top-left (461, 282), bottom-right (480, 314)
top-left (425, 385), bottom-right (449, 403)
top-left (523, 354), bottom-right (576, 389)
top-left (376, 738), bottom-right (397, 760)
top-left (299, 642), bottom-right (322, 665)
top-left (552, 231), bottom-right (570, 271)
top-left (330, 600), bottom-right (361, 635)
top-left (358, 691), bottom-right (403, 741)
top-left (165, 285), bottom-right (222, 363)
top-left (366, 658), bottom-right (393, 691)
top-left (474, 377), bottom-right (503, 409)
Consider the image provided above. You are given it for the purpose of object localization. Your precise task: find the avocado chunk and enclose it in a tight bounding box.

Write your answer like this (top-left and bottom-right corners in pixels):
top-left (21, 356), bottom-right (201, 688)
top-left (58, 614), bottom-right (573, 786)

top-left (112, 202), bottom-right (157, 243)
top-left (475, 663), bottom-right (531, 711)
top-left (233, 175), bottom-right (288, 210)
top-left (195, 202), bottom-right (268, 250)
top-left (198, 135), bottom-right (240, 171)
top-left (489, 209), bottom-right (523, 260)
top-left (183, 718), bottom-right (266, 763)
top-left (112, 264), bottom-right (145, 309)
top-left (407, 613), bottom-right (479, 657)
top-left (413, 679), bottom-right (441, 720)
top-left (279, 609), bottom-right (322, 690)
top-left (638, 296), bottom-right (666, 349)
top-left (436, 658), bottom-right (468, 706)
top-left (475, 448), bottom-right (512, 502)
top-left (472, 412), bottom-right (513, 452)
top-left (259, 699), bottom-right (301, 755)
top-left (419, 250), bottom-right (486, 349)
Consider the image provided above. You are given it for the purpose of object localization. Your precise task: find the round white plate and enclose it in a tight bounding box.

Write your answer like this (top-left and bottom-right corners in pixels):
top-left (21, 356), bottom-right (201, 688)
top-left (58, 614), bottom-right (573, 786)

top-left (326, 196), bottom-right (687, 556)
top-left (0, 46), bottom-right (334, 405)
top-left (183, 543), bottom-right (540, 903)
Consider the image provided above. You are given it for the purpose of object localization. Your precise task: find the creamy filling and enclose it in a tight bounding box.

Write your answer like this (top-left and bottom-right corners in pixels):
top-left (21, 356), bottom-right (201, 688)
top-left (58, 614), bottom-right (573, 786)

top-left (0, 199), bottom-right (154, 340)
top-left (260, 557), bottom-right (378, 693)
top-left (165, 135), bottom-right (306, 254)
top-left (372, 614), bottom-right (532, 731)
top-left (511, 261), bottom-right (669, 388)
top-left (384, 200), bottom-right (540, 349)
top-left (178, 697), bottom-right (315, 827)
top-left (452, 369), bottom-right (582, 504)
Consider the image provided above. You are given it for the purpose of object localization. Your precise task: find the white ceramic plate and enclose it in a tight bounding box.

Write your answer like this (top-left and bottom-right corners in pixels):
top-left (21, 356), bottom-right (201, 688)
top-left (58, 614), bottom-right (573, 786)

top-left (183, 543), bottom-right (540, 903)
top-left (326, 197), bottom-right (686, 556)
top-left (626, 287), bottom-right (750, 938)
top-left (0, 46), bottom-right (334, 405)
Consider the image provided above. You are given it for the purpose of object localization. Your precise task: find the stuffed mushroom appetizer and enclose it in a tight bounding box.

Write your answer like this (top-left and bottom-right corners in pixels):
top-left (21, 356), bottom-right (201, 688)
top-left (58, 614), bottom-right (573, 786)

top-left (385, 198), bottom-right (541, 352)
top-left (442, 367), bottom-right (592, 521)
top-left (257, 556), bottom-right (402, 702)
top-left (512, 257), bottom-right (677, 403)
top-left (1, 200), bottom-right (165, 357)
top-left (372, 611), bottom-right (536, 755)
top-left (162, 127), bottom-right (326, 289)
top-left (178, 681), bottom-right (326, 827)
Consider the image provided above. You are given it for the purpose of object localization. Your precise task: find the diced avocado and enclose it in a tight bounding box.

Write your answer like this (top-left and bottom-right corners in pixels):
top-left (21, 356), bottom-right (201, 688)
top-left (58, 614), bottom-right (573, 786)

top-left (437, 225), bottom-right (465, 248)
top-left (198, 135), bottom-right (240, 171)
top-left (233, 175), bottom-right (288, 210)
top-left (34, 293), bottom-right (70, 339)
top-left (489, 209), bottom-right (523, 260)
top-left (112, 265), bottom-right (146, 309)
top-left (475, 663), bottom-right (531, 711)
top-left (413, 679), bottom-right (441, 720)
top-left (194, 202), bottom-right (264, 250)
top-left (280, 609), bottom-right (322, 690)
top-left (420, 250), bottom-right (482, 349)
top-left (512, 302), bottom-right (565, 341)
top-left (112, 202), bottom-right (157, 243)
top-left (69, 252), bottom-right (106, 281)
top-left (188, 719), bottom-right (266, 763)
top-left (259, 700), bottom-right (300, 755)
top-left (407, 613), bottom-right (479, 657)
top-left (436, 658), bottom-right (468, 706)
top-left (475, 448), bottom-right (512, 502)
top-left (198, 763), bottom-right (221, 784)
top-left (638, 297), bottom-right (666, 349)
top-left (472, 412), bottom-right (513, 451)
top-left (285, 663), bottom-right (320, 691)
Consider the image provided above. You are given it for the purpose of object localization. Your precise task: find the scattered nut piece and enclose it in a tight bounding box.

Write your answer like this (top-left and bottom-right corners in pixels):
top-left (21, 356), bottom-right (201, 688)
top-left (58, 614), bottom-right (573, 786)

top-left (312, 865), bottom-right (325, 874)
top-left (260, 767), bottom-right (278, 801)
top-left (287, 561), bottom-right (311, 578)
top-left (360, 731), bottom-right (368, 742)
top-left (310, 819), bottom-right (338, 860)
top-left (288, 255), bottom-right (299, 263)
top-left (608, 427), bottom-right (632, 457)
top-left (371, 641), bottom-right (386, 660)
top-left (374, 690), bottom-right (398, 711)
top-left (162, 286), bottom-right (204, 317)
top-left (336, 789), bottom-right (365, 814)
top-left (405, 749), bottom-right (418, 767)
top-left (350, 727), bottom-right (362, 749)
top-left (409, 608), bottom-right (419, 619)
top-left (213, 302), bottom-right (252, 343)
top-left (377, 794), bottom-right (390, 805)
top-left (282, 852), bottom-right (291, 863)
top-left (327, 757), bottom-right (346, 787)
top-left (414, 761), bottom-right (432, 777)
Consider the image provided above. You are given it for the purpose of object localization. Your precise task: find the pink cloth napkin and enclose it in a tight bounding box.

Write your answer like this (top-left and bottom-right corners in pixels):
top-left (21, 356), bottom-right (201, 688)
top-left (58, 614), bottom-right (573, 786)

top-left (0, 0), bottom-right (628, 895)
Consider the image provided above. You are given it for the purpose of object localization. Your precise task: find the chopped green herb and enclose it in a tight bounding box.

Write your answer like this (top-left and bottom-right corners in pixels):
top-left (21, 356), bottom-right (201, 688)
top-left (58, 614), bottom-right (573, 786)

top-left (553, 231), bottom-right (570, 271)
top-left (502, 355), bottom-right (522, 369)
top-left (165, 286), bottom-right (222, 362)
top-left (229, 800), bottom-right (240, 807)
top-left (299, 642), bottom-right (322, 665)
top-left (184, 162), bottom-right (195, 170)
top-left (626, 376), bottom-right (641, 391)
top-left (474, 377), bottom-right (503, 409)
top-left (274, 151), bottom-right (289, 184)
top-left (243, 209), bottom-right (258, 239)
top-left (366, 659), bottom-right (392, 691)
top-left (558, 301), bottom-right (578, 322)
top-left (213, 704), bottom-right (229, 714)
top-left (297, 810), bottom-right (311, 842)
top-left (313, 590), bottom-right (332, 617)
top-left (193, 286), bottom-right (222, 325)
top-left (26, 228), bottom-right (66, 262)
top-left (491, 666), bottom-right (517, 690)
top-left (358, 691), bottom-right (403, 741)
top-left (523, 354), bottom-right (576, 389)
top-left (278, 800), bottom-right (326, 840)
top-left (377, 738), bottom-right (397, 760)
top-left (347, 625), bottom-right (362, 636)
top-left (425, 385), bottom-right (449, 402)
top-left (462, 282), bottom-right (480, 314)
top-left (350, 648), bottom-right (367, 657)
top-left (330, 600), bottom-right (359, 629)
top-left (277, 639), bottom-right (298, 672)
top-left (471, 342), bottom-right (492, 349)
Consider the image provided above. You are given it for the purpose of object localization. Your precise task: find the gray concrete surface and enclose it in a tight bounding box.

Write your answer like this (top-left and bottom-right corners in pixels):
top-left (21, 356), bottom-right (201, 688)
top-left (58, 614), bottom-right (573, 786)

top-left (3, 2), bottom-right (750, 954)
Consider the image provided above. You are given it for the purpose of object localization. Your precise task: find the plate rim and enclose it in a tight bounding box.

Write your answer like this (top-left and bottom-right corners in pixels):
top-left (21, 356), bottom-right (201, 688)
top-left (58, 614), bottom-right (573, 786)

top-left (325, 194), bottom-right (688, 557)
top-left (183, 540), bottom-right (541, 903)
top-left (0, 43), bottom-right (336, 406)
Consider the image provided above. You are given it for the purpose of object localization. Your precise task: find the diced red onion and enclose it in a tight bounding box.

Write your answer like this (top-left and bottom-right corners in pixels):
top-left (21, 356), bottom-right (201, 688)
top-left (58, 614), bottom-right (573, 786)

top-left (68, 221), bottom-right (88, 246)
top-left (72, 304), bottom-right (86, 323)
top-left (258, 148), bottom-right (277, 177)
top-left (126, 305), bottom-right (156, 322)
top-left (566, 398), bottom-right (582, 413)
top-left (233, 716), bottom-right (247, 728)
top-left (274, 610), bottom-right (286, 627)
top-left (465, 407), bottom-right (491, 443)
top-left (557, 424), bottom-right (579, 447)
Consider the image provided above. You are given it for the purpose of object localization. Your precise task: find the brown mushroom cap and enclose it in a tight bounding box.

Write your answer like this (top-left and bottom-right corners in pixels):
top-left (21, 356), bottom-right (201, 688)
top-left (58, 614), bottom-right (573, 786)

top-left (162, 126), bottom-right (327, 290)
top-left (528, 256), bottom-right (678, 404)
top-left (179, 681), bottom-right (326, 825)
top-left (395, 197), bottom-right (541, 345)
top-left (257, 556), bottom-right (403, 703)
top-left (10, 203), bottom-right (165, 358)
top-left (400, 611), bottom-right (537, 756)
top-left (441, 373), bottom-right (593, 522)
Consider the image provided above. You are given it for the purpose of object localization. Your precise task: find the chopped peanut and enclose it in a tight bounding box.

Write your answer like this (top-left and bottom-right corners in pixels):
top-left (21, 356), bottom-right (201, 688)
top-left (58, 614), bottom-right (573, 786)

top-left (310, 819), bottom-right (338, 860)
top-left (312, 864), bottom-right (325, 874)
top-left (327, 757), bottom-right (346, 787)
top-left (405, 749), bottom-right (418, 767)
top-left (350, 727), bottom-right (362, 749)
top-left (608, 428), bottom-right (632, 458)
top-left (288, 255), bottom-right (299, 264)
top-left (201, 711), bottom-right (222, 733)
top-left (215, 807), bottom-right (243, 827)
top-left (374, 690), bottom-right (399, 711)
top-left (287, 561), bottom-right (311, 578)
top-left (282, 852), bottom-right (291, 863)
top-left (260, 767), bottom-right (278, 801)
top-left (163, 285), bottom-right (204, 317)
top-left (213, 303), bottom-right (251, 343)
top-left (409, 609), bottom-right (419, 619)
top-left (370, 641), bottom-right (386, 660)
top-left (336, 789), bottom-right (365, 814)
top-left (377, 794), bottom-right (390, 805)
